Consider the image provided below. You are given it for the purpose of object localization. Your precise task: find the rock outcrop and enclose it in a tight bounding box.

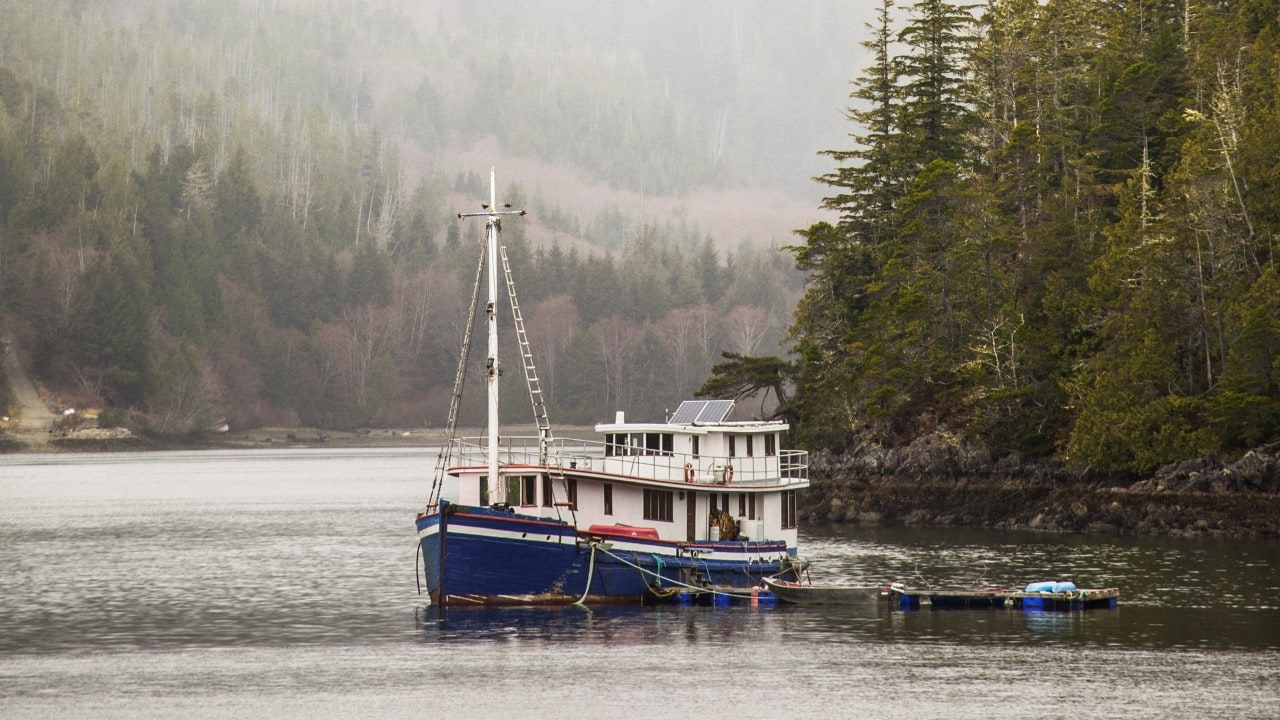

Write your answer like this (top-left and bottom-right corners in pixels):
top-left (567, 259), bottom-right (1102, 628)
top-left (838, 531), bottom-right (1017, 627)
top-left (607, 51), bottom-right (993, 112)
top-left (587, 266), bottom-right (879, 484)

top-left (800, 433), bottom-right (1280, 539)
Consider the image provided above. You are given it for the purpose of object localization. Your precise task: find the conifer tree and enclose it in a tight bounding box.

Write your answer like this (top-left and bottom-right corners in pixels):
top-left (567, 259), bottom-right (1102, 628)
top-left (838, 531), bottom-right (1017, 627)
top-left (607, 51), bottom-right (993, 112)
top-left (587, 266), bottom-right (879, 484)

top-left (896, 0), bottom-right (979, 170)
top-left (818, 0), bottom-right (903, 242)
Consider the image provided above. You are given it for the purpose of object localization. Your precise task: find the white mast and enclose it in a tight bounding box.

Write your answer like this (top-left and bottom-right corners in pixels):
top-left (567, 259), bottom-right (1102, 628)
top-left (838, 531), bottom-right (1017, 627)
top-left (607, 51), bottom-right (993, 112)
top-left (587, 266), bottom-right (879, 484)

top-left (485, 170), bottom-right (500, 500)
top-left (458, 168), bottom-right (524, 504)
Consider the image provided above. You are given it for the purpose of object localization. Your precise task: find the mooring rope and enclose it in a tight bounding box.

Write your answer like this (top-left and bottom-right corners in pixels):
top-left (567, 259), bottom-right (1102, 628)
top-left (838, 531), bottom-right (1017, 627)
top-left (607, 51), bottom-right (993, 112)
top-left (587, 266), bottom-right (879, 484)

top-left (597, 546), bottom-right (760, 600)
top-left (573, 542), bottom-right (599, 605)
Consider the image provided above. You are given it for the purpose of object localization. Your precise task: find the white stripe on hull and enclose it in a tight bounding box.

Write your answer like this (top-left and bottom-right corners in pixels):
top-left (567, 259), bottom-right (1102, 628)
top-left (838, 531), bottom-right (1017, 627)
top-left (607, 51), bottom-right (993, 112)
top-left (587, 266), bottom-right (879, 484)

top-left (420, 517), bottom-right (794, 562)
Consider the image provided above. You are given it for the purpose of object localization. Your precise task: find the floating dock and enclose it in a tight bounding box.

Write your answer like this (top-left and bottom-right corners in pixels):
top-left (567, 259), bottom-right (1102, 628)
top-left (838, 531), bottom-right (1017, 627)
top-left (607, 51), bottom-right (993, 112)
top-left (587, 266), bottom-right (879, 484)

top-left (892, 586), bottom-right (1120, 611)
top-left (648, 581), bottom-right (1120, 612)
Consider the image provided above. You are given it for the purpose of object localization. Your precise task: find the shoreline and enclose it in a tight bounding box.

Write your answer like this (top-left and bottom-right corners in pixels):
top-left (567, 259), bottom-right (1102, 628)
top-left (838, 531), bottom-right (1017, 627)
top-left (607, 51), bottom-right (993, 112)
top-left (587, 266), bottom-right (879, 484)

top-left (799, 439), bottom-right (1280, 541)
top-left (798, 473), bottom-right (1280, 540)
top-left (0, 424), bottom-right (604, 454)
top-left (5, 423), bottom-right (1277, 542)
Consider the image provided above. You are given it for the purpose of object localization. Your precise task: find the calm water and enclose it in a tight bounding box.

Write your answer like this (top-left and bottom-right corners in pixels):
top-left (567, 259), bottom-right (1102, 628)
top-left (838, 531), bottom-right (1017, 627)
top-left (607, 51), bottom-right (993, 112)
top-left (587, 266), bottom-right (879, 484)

top-left (1, 449), bottom-right (1277, 719)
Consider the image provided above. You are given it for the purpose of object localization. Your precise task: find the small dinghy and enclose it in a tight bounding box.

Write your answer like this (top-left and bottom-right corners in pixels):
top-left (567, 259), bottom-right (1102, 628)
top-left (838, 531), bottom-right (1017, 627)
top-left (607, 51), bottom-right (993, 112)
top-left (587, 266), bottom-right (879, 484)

top-left (762, 576), bottom-right (889, 605)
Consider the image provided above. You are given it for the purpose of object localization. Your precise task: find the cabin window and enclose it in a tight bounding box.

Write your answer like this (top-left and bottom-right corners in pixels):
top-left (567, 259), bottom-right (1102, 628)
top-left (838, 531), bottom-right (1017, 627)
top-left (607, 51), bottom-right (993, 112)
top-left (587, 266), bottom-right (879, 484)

top-left (746, 435), bottom-right (754, 457)
top-left (691, 436), bottom-right (700, 458)
top-left (542, 475), bottom-right (554, 507)
top-left (781, 490), bottom-right (797, 529)
top-left (738, 493), bottom-right (746, 518)
top-left (603, 483), bottom-right (613, 515)
top-left (606, 433), bottom-right (641, 456)
top-left (749, 493), bottom-right (757, 520)
top-left (765, 434), bottom-right (776, 456)
top-left (567, 478), bottom-right (578, 510)
top-left (643, 489), bottom-right (674, 523)
top-left (662, 433), bottom-right (673, 455)
top-left (480, 476), bottom-right (489, 506)
top-left (645, 433), bottom-right (660, 454)
top-left (728, 436), bottom-right (736, 457)
top-left (520, 476), bottom-right (537, 506)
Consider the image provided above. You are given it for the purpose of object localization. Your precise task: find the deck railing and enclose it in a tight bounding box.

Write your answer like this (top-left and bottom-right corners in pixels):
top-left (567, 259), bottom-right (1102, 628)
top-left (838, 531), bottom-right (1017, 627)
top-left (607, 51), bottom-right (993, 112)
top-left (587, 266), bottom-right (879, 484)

top-left (446, 435), bottom-right (808, 486)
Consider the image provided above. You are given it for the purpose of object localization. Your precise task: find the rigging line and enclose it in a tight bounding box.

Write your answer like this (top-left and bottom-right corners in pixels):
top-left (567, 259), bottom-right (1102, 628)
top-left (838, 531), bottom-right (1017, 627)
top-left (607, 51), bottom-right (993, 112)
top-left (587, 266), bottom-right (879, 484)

top-left (500, 241), bottom-right (565, 518)
top-left (427, 242), bottom-right (487, 507)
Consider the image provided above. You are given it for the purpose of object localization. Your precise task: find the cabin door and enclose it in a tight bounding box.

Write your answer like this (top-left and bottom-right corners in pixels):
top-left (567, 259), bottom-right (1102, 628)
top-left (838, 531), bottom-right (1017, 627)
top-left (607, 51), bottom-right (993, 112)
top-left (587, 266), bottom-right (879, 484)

top-left (686, 491), bottom-right (697, 541)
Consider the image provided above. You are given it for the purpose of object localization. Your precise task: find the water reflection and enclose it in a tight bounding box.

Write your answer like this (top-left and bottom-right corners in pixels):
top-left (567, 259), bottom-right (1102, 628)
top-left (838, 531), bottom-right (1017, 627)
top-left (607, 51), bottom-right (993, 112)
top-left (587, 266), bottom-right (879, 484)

top-left (416, 603), bottom-right (789, 646)
top-left (413, 595), bottom-right (1277, 652)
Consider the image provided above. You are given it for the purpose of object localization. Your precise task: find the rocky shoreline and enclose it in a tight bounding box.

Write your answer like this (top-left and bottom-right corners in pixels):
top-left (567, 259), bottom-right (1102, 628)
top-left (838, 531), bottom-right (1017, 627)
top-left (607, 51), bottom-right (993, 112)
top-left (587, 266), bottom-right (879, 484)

top-left (800, 433), bottom-right (1280, 539)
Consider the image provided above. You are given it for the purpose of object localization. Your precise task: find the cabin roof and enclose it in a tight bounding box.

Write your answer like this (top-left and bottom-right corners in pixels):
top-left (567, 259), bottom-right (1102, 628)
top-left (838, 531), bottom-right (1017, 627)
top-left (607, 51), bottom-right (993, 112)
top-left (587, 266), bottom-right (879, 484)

top-left (595, 399), bottom-right (789, 434)
top-left (593, 419), bottom-right (789, 434)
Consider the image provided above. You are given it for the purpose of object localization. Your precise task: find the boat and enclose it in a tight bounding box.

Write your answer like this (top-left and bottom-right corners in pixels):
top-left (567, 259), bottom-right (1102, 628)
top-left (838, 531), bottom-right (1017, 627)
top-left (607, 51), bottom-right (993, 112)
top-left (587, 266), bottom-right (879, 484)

top-left (762, 576), bottom-right (889, 605)
top-left (895, 587), bottom-right (1014, 609)
top-left (414, 170), bottom-right (810, 608)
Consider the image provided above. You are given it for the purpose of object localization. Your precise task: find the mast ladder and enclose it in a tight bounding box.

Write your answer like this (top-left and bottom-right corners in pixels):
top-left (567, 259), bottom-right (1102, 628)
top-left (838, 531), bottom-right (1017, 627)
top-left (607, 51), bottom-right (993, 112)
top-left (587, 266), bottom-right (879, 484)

top-left (499, 244), bottom-right (555, 464)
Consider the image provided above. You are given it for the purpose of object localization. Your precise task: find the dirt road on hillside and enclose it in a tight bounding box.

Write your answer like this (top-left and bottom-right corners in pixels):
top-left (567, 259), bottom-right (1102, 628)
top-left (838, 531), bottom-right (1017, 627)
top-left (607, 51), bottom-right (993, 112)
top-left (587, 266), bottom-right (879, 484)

top-left (2, 336), bottom-right (57, 446)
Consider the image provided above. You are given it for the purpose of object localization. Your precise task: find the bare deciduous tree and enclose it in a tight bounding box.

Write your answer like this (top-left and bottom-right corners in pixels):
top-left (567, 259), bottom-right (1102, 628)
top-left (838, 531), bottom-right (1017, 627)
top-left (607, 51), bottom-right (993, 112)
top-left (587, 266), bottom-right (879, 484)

top-left (592, 314), bottom-right (642, 413)
top-left (525, 294), bottom-right (581, 403)
top-left (724, 304), bottom-right (771, 356)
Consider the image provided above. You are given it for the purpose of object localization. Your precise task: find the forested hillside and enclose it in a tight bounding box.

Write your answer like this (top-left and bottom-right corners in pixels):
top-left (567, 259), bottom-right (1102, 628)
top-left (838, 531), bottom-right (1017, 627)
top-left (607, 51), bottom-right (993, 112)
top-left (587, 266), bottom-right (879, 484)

top-left (0, 0), bottom-right (807, 432)
top-left (7, 0), bottom-right (1277, 475)
top-left (786, 0), bottom-right (1280, 474)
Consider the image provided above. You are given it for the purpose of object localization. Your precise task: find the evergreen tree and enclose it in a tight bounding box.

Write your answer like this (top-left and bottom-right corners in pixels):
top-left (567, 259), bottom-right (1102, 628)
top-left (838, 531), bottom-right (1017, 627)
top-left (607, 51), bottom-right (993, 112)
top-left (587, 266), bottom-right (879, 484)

top-left (69, 240), bottom-right (155, 407)
top-left (818, 0), bottom-right (904, 241)
top-left (347, 240), bottom-right (393, 308)
top-left (897, 0), bottom-right (980, 170)
top-left (214, 146), bottom-right (262, 244)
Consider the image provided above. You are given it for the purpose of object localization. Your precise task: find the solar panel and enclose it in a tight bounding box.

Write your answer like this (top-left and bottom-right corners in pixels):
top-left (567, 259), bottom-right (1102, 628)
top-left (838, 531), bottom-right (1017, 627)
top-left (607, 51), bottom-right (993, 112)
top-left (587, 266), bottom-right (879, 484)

top-left (668, 399), bottom-right (735, 424)
top-left (695, 399), bottom-right (734, 423)
top-left (668, 400), bottom-right (706, 425)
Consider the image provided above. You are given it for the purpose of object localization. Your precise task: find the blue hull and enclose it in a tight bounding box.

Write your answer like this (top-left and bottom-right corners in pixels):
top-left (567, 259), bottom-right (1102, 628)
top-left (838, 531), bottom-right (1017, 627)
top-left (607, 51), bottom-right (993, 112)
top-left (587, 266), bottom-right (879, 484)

top-left (416, 501), bottom-right (800, 607)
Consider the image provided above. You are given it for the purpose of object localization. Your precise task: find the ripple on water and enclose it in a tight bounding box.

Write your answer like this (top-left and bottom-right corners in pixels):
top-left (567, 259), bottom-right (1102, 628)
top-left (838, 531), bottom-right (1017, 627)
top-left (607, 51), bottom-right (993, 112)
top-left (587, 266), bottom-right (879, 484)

top-left (1, 450), bottom-right (1277, 720)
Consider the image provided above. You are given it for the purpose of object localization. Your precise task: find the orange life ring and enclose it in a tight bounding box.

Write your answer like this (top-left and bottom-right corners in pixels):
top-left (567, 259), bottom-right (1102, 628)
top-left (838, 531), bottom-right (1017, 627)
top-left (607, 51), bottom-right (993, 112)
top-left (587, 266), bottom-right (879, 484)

top-left (684, 463), bottom-right (695, 483)
top-left (724, 464), bottom-right (733, 483)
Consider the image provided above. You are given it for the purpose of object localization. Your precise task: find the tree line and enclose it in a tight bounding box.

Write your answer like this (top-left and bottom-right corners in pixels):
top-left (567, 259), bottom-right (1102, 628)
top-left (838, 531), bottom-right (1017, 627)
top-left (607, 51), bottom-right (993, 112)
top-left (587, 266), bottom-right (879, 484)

top-left (0, 0), bottom-right (802, 433)
top-left (775, 0), bottom-right (1280, 474)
